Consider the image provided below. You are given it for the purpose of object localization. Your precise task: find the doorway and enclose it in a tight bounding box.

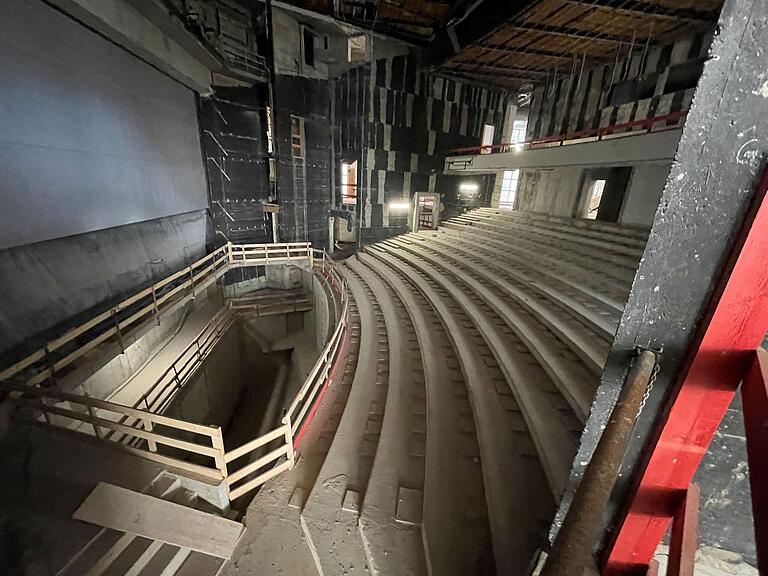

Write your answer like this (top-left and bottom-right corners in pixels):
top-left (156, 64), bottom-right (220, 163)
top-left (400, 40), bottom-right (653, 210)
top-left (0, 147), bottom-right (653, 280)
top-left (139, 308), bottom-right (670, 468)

top-left (411, 193), bottom-right (441, 231)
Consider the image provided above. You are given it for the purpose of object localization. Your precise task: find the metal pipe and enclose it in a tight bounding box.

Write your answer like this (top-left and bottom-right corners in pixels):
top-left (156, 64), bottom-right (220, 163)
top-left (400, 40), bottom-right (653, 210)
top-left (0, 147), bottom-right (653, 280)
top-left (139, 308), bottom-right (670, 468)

top-left (541, 348), bottom-right (659, 576)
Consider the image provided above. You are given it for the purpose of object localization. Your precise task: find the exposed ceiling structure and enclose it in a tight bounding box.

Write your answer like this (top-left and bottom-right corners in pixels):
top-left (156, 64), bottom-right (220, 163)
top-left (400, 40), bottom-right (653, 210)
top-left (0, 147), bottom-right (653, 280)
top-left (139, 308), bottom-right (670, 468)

top-left (285, 0), bottom-right (724, 89)
top-left (278, 0), bottom-right (469, 44)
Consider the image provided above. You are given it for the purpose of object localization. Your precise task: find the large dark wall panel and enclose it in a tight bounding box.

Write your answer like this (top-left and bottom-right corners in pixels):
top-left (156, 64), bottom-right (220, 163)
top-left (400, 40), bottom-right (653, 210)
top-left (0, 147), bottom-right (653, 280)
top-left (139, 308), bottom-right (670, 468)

top-left (274, 75), bottom-right (331, 248)
top-left (199, 87), bottom-right (272, 244)
top-left (335, 55), bottom-right (509, 243)
top-left (0, 210), bottom-right (207, 360)
top-left (528, 32), bottom-right (711, 141)
top-left (0, 0), bottom-right (207, 250)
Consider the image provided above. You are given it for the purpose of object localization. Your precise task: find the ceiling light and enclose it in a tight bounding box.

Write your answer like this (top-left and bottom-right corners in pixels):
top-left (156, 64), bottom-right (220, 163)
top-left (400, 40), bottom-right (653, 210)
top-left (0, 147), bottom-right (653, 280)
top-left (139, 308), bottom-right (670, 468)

top-left (389, 201), bottom-right (409, 211)
top-left (459, 182), bottom-right (479, 192)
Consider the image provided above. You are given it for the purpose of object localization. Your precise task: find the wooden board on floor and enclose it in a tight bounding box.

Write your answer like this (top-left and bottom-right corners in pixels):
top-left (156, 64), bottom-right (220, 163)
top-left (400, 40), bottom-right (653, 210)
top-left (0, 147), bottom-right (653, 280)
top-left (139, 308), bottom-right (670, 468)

top-left (73, 483), bottom-right (243, 559)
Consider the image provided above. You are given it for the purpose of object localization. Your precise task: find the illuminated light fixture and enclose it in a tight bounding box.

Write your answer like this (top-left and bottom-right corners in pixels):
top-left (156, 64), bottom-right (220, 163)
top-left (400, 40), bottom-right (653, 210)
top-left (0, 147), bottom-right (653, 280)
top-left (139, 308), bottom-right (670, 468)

top-left (459, 182), bottom-right (479, 193)
top-left (389, 201), bottom-right (410, 211)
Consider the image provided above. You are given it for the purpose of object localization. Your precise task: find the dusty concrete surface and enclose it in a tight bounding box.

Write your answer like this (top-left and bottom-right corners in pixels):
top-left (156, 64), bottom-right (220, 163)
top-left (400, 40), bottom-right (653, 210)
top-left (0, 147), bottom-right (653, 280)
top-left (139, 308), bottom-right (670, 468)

top-left (654, 545), bottom-right (758, 576)
top-left (0, 424), bottom-right (164, 576)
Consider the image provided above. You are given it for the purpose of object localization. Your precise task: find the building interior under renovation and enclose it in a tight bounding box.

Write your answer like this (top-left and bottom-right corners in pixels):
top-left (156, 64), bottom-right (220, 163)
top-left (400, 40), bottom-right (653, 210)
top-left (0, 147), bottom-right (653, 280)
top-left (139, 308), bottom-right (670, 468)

top-left (1, 0), bottom-right (768, 575)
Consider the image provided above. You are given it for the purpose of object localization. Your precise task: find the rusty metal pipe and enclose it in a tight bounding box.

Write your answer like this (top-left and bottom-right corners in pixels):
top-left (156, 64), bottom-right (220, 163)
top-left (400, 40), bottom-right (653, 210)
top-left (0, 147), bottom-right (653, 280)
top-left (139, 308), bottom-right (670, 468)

top-left (542, 348), bottom-right (659, 576)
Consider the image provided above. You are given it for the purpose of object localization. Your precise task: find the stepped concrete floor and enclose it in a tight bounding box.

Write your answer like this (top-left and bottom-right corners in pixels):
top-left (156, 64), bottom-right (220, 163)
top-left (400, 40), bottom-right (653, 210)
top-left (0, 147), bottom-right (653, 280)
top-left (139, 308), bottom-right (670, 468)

top-left (221, 209), bottom-right (648, 576)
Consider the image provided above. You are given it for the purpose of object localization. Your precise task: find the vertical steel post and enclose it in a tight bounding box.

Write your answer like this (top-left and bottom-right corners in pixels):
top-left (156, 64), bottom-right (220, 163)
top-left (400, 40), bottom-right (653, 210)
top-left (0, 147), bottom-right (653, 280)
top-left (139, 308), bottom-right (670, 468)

top-left (542, 349), bottom-right (658, 576)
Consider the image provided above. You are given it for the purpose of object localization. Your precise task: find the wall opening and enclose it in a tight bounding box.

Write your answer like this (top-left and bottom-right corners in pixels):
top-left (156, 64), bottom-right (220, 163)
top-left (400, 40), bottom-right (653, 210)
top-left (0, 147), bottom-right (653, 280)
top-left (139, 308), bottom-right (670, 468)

top-left (302, 27), bottom-right (315, 68)
top-left (584, 179), bottom-right (606, 219)
top-left (341, 160), bottom-right (358, 206)
top-left (481, 124), bottom-right (495, 154)
top-left (348, 35), bottom-right (367, 62)
top-left (511, 120), bottom-right (527, 145)
top-left (499, 170), bottom-right (519, 210)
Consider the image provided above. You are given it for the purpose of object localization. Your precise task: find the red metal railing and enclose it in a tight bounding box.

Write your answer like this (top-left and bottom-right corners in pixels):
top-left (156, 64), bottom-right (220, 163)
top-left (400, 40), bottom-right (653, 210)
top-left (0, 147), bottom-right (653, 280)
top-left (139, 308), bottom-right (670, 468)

top-left (448, 110), bottom-right (689, 156)
top-left (603, 164), bottom-right (768, 575)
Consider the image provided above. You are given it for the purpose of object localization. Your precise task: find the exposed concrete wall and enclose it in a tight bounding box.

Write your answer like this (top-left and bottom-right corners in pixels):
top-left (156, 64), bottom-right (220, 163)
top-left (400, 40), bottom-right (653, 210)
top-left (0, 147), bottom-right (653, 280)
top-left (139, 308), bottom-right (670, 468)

top-left (166, 323), bottom-right (244, 428)
top-left (517, 168), bottom-right (584, 217)
top-left (620, 162), bottom-right (672, 226)
top-left (0, 210), bottom-right (207, 361)
top-left (273, 8), bottom-right (330, 80)
top-left (512, 161), bottom-right (670, 227)
top-left (78, 307), bottom-right (187, 400)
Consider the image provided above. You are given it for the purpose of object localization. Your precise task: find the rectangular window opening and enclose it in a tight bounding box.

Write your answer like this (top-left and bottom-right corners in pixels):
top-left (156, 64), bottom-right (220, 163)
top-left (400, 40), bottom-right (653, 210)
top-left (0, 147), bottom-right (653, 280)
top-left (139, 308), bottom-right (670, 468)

top-left (348, 35), bottom-right (367, 63)
top-left (511, 120), bottom-right (527, 144)
top-left (584, 179), bottom-right (607, 219)
top-left (481, 124), bottom-right (495, 154)
top-left (499, 170), bottom-right (519, 210)
top-left (303, 27), bottom-right (315, 68)
top-left (341, 160), bottom-right (357, 205)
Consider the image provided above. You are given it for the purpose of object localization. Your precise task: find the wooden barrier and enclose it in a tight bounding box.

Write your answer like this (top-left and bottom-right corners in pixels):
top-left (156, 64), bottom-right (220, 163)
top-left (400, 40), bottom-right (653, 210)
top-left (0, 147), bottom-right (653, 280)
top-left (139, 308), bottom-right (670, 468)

top-left (221, 250), bottom-right (349, 501)
top-left (6, 386), bottom-right (226, 483)
top-left (0, 242), bottom-right (313, 388)
top-left (2, 243), bottom-right (348, 503)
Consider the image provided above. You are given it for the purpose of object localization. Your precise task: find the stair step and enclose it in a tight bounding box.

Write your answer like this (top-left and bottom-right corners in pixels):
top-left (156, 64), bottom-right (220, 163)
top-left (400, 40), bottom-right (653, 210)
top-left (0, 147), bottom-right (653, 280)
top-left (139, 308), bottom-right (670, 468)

top-left (134, 544), bottom-right (181, 576)
top-left (101, 536), bottom-right (154, 576)
top-left (175, 551), bottom-right (224, 576)
top-left (57, 529), bottom-right (124, 576)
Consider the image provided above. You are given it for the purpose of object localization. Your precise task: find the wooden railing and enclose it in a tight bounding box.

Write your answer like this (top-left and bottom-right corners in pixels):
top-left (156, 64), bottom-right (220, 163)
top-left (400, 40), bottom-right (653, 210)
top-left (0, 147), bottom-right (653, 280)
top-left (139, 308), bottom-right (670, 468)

top-left (2, 243), bottom-right (348, 502)
top-left (221, 250), bottom-right (349, 500)
top-left (5, 385), bottom-right (228, 483)
top-left (0, 242), bottom-right (313, 389)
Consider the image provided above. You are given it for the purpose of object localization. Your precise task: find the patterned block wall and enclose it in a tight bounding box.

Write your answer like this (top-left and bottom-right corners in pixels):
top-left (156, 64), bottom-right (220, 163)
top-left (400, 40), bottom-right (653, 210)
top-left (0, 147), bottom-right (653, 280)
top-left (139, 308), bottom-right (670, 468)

top-left (528, 31), bottom-right (713, 140)
top-left (335, 55), bottom-right (509, 242)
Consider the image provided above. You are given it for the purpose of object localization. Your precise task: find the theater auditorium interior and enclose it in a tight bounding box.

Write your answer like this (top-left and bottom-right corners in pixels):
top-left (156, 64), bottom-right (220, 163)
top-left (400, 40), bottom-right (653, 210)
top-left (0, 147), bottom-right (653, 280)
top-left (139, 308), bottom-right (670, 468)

top-left (1, 0), bottom-right (767, 575)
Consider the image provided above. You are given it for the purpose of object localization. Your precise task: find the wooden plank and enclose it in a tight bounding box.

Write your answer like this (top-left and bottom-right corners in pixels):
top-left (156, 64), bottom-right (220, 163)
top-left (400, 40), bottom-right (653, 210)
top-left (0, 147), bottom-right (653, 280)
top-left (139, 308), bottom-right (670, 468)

top-left (224, 425), bottom-right (289, 463)
top-left (18, 401), bottom-right (220, 458)
top-left (226, 444), bottom-right (289, 485)
top-left (9, 387), bottom-right (218, 437)
top-left (228, 460), bottom-right (292, 500)
top-left (73, 483), bottom-right (243, 559)
top-left (118, 443), bottom-right (222, 483)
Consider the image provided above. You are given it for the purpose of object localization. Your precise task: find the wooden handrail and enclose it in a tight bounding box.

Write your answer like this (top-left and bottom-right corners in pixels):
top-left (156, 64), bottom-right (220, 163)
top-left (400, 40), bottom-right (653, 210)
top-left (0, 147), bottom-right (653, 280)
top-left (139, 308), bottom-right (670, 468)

top-left (0, 242), bottom-right (313, 387)
top-left (4, 243), bottom-right (349, 503)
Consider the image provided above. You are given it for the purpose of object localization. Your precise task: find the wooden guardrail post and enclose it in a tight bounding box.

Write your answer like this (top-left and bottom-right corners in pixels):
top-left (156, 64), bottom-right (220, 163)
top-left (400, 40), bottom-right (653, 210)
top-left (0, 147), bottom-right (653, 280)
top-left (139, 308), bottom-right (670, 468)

top-left (211, 425), bottom-right (228, 479)
top-left (86, 405), bottom-right (102, 439)
top-left (283, 412), bottom-right (295, 469)
top-left (143, 417), bottom-right (157, 452)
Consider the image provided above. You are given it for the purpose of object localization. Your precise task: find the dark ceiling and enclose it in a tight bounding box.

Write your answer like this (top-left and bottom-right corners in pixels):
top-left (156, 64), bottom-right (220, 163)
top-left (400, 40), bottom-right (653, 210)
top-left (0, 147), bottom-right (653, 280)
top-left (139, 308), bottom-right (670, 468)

top-left (282, 0), bottom-right (724, 89)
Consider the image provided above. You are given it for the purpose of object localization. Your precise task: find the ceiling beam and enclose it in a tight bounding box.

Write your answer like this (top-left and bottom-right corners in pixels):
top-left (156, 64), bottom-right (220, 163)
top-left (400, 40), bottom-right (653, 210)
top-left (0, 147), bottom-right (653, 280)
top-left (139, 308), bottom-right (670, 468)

top-left (428, 0), bottom-right (541, 67)
top-left (560, 0), bottom-right (720, 23)
top-left (473, 44), bottom-right (589, 62)
top-left (436, 69), bottom-right (538, 89)
top-left (340, 0), bottom-right (442, 25)
top-left (505, 22), bottom-right (634, 44)
top-left (446, 60), bottom-right (551, 78)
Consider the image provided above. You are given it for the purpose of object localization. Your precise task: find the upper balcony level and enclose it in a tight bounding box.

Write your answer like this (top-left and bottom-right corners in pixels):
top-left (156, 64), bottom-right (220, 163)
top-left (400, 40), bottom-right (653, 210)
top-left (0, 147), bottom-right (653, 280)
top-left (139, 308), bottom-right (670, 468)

top-left (445, 112), bottom-right (688, 174)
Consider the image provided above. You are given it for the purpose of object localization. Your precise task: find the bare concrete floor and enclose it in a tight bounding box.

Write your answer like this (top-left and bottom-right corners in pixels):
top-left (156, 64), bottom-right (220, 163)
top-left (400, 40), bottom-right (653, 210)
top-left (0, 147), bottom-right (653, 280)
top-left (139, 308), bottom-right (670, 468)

top-left (0, 424), bottom-right (164, 576)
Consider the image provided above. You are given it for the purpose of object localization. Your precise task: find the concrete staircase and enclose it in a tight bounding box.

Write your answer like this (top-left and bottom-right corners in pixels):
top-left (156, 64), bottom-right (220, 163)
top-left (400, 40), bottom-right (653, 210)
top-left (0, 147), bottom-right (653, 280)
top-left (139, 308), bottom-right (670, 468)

top-left (219, 209), bottom-right (648, 576)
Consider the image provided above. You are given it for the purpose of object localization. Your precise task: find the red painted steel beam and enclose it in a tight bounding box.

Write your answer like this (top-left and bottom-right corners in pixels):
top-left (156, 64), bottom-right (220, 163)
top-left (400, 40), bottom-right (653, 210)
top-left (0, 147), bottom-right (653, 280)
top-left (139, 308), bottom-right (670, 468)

top-left (603, 165), bottom-right (768, 574)
top-left (742, 348), bottom-right (768, 573)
